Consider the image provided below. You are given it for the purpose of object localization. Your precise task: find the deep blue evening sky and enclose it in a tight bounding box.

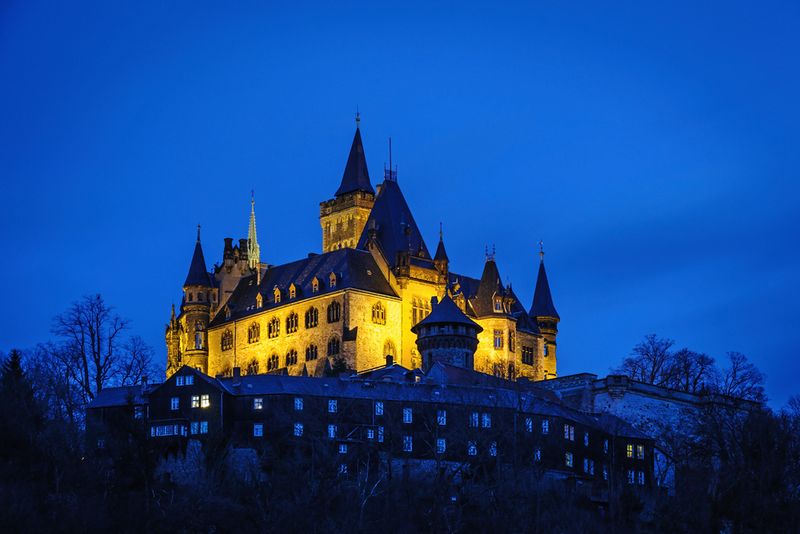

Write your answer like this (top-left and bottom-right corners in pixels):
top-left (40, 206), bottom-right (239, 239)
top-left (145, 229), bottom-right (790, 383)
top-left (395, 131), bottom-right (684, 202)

top-left (1, 1), bottom-right (798, 406)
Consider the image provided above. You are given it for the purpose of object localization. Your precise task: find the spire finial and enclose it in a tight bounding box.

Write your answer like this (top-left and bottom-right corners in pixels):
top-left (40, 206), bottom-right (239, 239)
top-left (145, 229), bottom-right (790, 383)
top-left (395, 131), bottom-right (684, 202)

top-left (355, 107), bottom-right (360, 128)
top-left (197, 224), bottom-right (201, 243)
top-left (485, 245), bottom-right (489, 260)
top-left (538, 240), bottom-right (544, 262)
top-left (439, 222), bottom-right (443, 241)
top-left (384, 137), bottom-right (397, 182)
top-left (251, 189), bottom-right (255, 205)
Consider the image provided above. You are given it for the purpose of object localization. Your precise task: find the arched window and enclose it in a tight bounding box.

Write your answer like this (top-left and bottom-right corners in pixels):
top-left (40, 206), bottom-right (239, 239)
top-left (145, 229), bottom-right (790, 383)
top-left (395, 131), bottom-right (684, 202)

top-left (248, 322), bottom-right (260, 343)
top-left (372, 302), bottom-right (386, 325)
top-left (268, 317), bottom-right (280, 338)
top-left (273, 286), bottom-right (281, 303)
top-left (267, 354), bottom-right (280, 372)
top-left (194, 321), bottom-right (204, 350)
top-left (286, 312), bottom-right (299, 334)
top-left (311, 277), bottom-right (320, 293)
top-left (246, 359), bottom-right (259, 375)
top-left (256, 293), bottom-right (263, 309)
top-left (329, 272), bottom-right (337, 288)
top-left (327, 337), bottom-right (340, 357)
top-left (305, 307), bottom-right (319, 329)
top-left (286, 349), bottom-right (298, 366)
top-left (289, 283), bottom-right (297, 299)
top-left (327, 301), bottom-right (341, 323)
top-left (221, 329), bottom-right (233, 351)
top-left (305, 344), bottom-right (318, 361)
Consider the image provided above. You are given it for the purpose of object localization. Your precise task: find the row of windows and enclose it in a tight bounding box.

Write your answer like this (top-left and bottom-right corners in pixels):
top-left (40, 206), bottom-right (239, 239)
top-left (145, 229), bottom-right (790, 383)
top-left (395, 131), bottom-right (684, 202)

top-left (243, 339), bottom-right (342, 375)
top-left (170, 394), bottom-right (210, 410)
top-left (175, 375), bottom-right (195, 386)
top-left (626, 444), bottom-right (646, 460)
top-left (234, 303), bottom-right (343, 349)
top-left (272, 274), bottom-right (338, 304)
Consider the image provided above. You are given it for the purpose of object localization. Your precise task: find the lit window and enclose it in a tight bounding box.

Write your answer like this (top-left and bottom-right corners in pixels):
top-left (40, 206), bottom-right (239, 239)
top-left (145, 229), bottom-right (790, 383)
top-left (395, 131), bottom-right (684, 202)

top-left (190, 422), bottom-right (199, 434)
top-left (329, 272), bottom-right (337, 288)
top-left (470, 412), bottom-right (479, 428)
top-left (627, 470), bottom-right (635, 485)
top-left (200, 394), bottom-right (210, 408)
top-left (436, 438), bottom-right (446, 454)
top-left (437, 410), bottom-right (447, 426)
top-left (312, 277), bottom-right (319, 293)
top-left (493, 329), bottom-right (503, 349)
top-left (403, 435), bottom-right (413, 452)
top-left (176, 376), bottom-right (185, 386)
top-left (253, 398), bottom-right (263, 410)
top-left (584, 432), bottom-right (589, 447)
top-left (375, 401), bottom-right (384, 416)
top-left (489, 441), bottom-right (497, 457)
top-left (292, 422), bottom-right (303, 437)
top-left (170, 397), bottom-right (179, 410)
top-left (328, 424), bottom-right (337, 439)
top-left (286, 313), bottom-right (299, 334)
top-left (328, 399), bottom-right (338, 413)
top-left (367, 428), bottom-right (375, 440)
top-left (186, 375), bottom-right (194, 385)
top-left (626, 444), bottom-right (634, 458)
top-left (134, 406), bottom-right (144, 419)
top-left (248, 322), bottom-right (260, 343)
top-left (494, 297), bottom-right (503, 312)
top-left (199, 421), bottom-right (208, 434)
top-left (525, 417), bottom-right (533, 432)
top-left (221, 330), bottom-right (233, 351)
top-left (253, 423), bottom-right (263, 437)
top-left (565, 452), bottom-right (573, 468)
top-left (294, 397), bottom-right (304, 411)
top-left (583, 458), bottom-right (589, 473)
top-left (191, 395), bottom-right (200, 408)
top-left (372, 302), bottom-right (386, 325)
top-left (636, 445), bottom-right (645, 460)
top-left (403, 407), bottom-right (413, 424)
top-left (289, 284), bottom-right (297, 299)
top-left (542, 419), bottom-right (549, 434)
top-left (468, 441), bottom-right (477, 456)
top-left (481, 413), bottom-right (491, 428)
top-left (534, 448), bottom-right (542, 462)
top-left (564, 424), bottom-right (574, 441)
top-left (339, 443), bottom-right (348, 454)
top-left (268, 317), bottom-right (280, 338)
top-left (638, 471), bottom-right (645, 485)
top-left (377, 426), bottom-right (384, 443)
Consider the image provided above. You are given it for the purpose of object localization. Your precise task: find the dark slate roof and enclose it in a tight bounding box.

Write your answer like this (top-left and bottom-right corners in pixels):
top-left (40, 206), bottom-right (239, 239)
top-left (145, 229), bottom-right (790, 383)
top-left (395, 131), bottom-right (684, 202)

top-left (530, 260), bottom-right (559, 319)
top-left (448, 271), bottom-right (534, 331)
top-left (335, 127), bottom-right (374, 197)
top-left (411, 294), bottom-right (482, 333)
top-left (88, 384), bottom-right (155, 408)
top-left (209, 248), bottom-right (397, 327)
top-left (434, 235), bottom-right (449, 263)
top-left (471, 259), bottom-right (506, 317)
top-left (184, 239), bottom-right (212, 287)
top-left (356, 179), bottom-right (431, 267)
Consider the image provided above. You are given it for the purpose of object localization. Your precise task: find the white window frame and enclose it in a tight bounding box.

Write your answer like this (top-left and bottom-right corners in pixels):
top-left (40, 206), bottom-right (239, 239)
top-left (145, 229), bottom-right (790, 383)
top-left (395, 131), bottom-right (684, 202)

top-left (170, 397), bottom-right (179, 410)
top-left (403, 407), bottom-right (413, 424)
top-left (200, 394), bottom-right (210, 408)
top-left (437, 409), bottom-right (447, 426)
top-left (191, 395), bottom-right (200, 408)
top-left (294, 422), bottom-right (303, 437)
top-left (253, 398), bottom-right (263, 410)
top-left (294, 397), bottom-right (304, 411)
top-left (565, 452), bottom-right (573, 467)
top-left (176, 376), bottom-right (185, 386)
top-left (403, 435), bottom-right (413, 452)
top-left (328, 399), bottom-right (338, 413)
top-left (375, 401), bottom-right (384, 416)
top-left (481, 413), bottom-right (491, 428)
top-left (328, 424), bottom-right (337, 439)
top-left (436, 438), bottom-right (446, 454)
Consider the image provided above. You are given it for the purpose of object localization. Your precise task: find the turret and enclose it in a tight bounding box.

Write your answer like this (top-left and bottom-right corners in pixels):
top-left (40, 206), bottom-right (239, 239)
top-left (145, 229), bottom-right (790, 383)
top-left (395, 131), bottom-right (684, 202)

top-left (412, 294), bottom-right (482, 372)
top-left (529, 244), bottom-right (559, 377)
top-left (433, 223), bottom-right (449, 282)
top-left (180, 225), bottom-right (213, 375)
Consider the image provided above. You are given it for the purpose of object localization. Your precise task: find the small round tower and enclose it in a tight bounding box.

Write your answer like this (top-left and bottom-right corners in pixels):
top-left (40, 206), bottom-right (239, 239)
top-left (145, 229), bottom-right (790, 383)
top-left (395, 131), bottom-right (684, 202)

top-left (411, 294), bottom-right (483, 372)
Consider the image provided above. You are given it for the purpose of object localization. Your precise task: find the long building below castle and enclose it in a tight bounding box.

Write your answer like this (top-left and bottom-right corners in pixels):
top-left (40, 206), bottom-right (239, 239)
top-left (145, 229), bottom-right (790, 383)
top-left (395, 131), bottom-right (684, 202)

top-left (165, 120), bottom-right (560, 381)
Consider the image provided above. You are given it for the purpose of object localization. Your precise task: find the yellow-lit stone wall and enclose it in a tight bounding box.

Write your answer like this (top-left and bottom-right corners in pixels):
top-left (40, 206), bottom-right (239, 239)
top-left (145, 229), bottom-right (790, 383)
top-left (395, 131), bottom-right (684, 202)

top-left (319, 192), bottom-right (374, 252)
top-left (395, 275), bottom-right (440, 369)
top-left (345, 291), bottom-right (403, 371)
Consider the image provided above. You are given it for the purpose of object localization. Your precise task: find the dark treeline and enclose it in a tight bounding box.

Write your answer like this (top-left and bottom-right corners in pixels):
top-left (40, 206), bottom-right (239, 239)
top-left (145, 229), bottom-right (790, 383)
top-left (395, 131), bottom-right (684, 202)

top-left (1, 301), bottom-right (799, 532)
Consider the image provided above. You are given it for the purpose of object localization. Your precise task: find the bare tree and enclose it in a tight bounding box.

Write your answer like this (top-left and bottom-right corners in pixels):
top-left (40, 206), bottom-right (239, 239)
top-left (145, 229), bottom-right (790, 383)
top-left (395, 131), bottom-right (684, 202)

top-left (715, 351), bottom-right (766, 402)
top-left (119, 335), bottom-right (157, 386)
top-left (665, 348), bottom-right (716, 393)
top-left (616, 334), bottom-right (675, 385)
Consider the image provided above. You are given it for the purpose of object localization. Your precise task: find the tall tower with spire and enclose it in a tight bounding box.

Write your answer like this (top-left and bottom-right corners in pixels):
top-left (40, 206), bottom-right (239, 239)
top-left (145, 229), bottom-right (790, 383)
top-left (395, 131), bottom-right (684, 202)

top-left (529, 242), bottom-right (559, 378)
top-left (247, 191), bottom-right (261, 269)
top-left (319, 115), bottom-right (376, 252)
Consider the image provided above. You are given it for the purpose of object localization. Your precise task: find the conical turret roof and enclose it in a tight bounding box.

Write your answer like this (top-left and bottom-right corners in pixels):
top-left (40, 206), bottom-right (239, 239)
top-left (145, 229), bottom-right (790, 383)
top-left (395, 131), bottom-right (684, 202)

top-left (184, 229), bottom-right (212, 288)
top-left (434, 227), bottom-right (449, 263)
top-left (530, 259), bottom-right (559, 319)
top-left (412, 294), bottom-right (482, 333)
top-left (334, 127), bottom-right (374, 197)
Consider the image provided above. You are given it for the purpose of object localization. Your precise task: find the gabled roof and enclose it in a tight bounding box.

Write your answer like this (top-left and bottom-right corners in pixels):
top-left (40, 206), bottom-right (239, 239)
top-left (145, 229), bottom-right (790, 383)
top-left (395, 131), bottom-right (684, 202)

top-left (209, 248), bottom-right (397, 327)
top-left (184, 238), bottom-right (212, 287)
top-left (411, 294), bottom-right (482, 333)
top-left (88, 384), bottom-right (154, 408)
top-left (356, 179), bottom-right (431, 266)
top-left (335, 127), bottom-right (374, 197)
top-left (530, 260), bottom-right (559, 319)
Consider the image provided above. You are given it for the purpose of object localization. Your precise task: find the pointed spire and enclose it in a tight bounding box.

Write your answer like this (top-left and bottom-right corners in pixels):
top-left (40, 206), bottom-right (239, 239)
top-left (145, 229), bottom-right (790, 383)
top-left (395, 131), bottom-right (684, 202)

top-left (335, 122), bottom-right (374, 197)
top-left (530, 248), bottom-right (559, 319)
top-left (184, 226), bottom-right (211, 288)
top-left (434, 223), bottom-right (449, 263)
top-left (247, 191), bottom-right (260, 269)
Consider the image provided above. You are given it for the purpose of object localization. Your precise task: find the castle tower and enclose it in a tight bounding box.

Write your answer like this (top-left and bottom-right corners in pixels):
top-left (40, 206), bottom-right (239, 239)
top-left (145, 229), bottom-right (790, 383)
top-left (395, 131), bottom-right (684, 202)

top-left (319, 117), bottom-right (376, 252)
top-left (529, 246), bottom-right (559, 378)
top-left (247, 192), bottom-right (260, 269)
top-left (180, 226), bottom-right (213, 374)
top-left (412, 294), bottom-right (482, 372)
top-left (165, 304), bottom-right (182, 376)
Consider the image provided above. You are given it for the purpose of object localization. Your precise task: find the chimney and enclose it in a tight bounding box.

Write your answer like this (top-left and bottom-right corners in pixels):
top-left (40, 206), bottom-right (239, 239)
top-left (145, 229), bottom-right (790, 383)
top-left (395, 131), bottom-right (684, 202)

top-left (385, 355), bottom-right (393, 367)
top-left (233, 367), bottom-right (241, 379)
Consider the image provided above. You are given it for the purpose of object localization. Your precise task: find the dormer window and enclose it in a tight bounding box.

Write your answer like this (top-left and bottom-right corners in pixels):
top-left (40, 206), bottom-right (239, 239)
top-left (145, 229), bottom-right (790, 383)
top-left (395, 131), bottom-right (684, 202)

top-left (256, 293), bottom-right (263, 309)
top-left (289, 283), bottom-right (297, 299)
top-left (329, 272), bottom-right (337, 288)
top-left (493, 297), bottom-right (503, 312)
top-left (273, 286), bottom-right (281, 303)
top-left (311, 277), bottom-right (320, 293)
top-left (224, 306), bottom-right (231, 320)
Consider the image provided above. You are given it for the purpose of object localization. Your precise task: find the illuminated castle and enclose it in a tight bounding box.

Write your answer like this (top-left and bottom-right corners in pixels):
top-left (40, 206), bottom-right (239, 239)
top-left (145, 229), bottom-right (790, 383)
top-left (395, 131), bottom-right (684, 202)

top-left (165, 119), bottom-right (560, 381)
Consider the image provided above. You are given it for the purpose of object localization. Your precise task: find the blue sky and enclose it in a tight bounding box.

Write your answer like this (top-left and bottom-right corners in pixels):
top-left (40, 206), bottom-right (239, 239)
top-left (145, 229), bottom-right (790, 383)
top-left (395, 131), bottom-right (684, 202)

top-left (1, 1), bottom-right (798, 407)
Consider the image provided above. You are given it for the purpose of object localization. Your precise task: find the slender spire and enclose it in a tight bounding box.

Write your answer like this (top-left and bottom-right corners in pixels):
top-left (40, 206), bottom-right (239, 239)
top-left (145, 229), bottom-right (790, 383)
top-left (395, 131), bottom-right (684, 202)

top-left (538, 239), bottom-right (544, 262)
top-left (335, 123), bottom-right (374, 197)
top-left (530, 248), bottom-right (559, 319)
top-left (184, 227), bottom-right (211, 288)
top-left (197, 224), bottom-right (201, 242)
top-left (247, 191), bottom-right (260, 269)
top-left (434, 222), bottom-right (449, 263)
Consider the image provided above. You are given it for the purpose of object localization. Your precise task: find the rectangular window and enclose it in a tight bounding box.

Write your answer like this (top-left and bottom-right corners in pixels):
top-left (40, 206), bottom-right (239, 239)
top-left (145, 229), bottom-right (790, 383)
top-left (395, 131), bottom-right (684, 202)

top-left (534, 448), bottom-right (542, 462)
top-left (199, 421), bottom-right (208, 434)
top-left (436, 438), bottom-right (446, 454)
top-left (603, 465), bottom-right (608, 480)
top-left (328, 399), bottom-right (338, 413)
top-left (604, 439), bottom-right (609, 454)
top-left (253, 398), bottom-right (263, 410)
top-left (294, 397), bottom-right (303, 411)
top-left (525, 417), bottom-right (533, 432)
top-left (584, 432), bottom-right (589, 447)
top-left (437, 410), bottom-right (447, 426)
top-left (565, 452), bottom-right (573, 468)
top-left (467, 441), bottom-right (477, 456)
top-left (191, 395), bottom-right (200, 408)
top-left (493, 329), bottom-right (503, 349)
top-left (542, 419), bottom-right (549, 434)
top-left (584, 458), bottom-right (589, 473)
top-left (190, 421), bottom-right (199, 435)
top-left (186, 375), bottom-right (194, 385)
top-left (200, 394), bottom-right (210, 408)
top-left (481, 413), bottom-right (491, 428)
top-left (403, 435), bottom-right (413, 452)
top-left (564, 424), bottom-right (575, 441)
top-left (134, 406), bottom-right (144, 419)
top-left (176, 376), bottom-right (185, 386)
top-left (377, 426), bottom-right (384, 443)
top-left (636, 444), bottom-right (645, 460)
top-left (626, 444), bottom-right (634, 458)
top-left (339, 443), bottom-right (348, 454)
top-left (375, 401), bottom-right (384, 416)
top-left (489, 441), bottom-right (497, 457)
top-left (403, 407), bottom-right (413, 424)
top-left (627, 470), bottom-right (635, 485)
top-left (253, 423), bottom-right (263, 437)
top-left (338, 463), bottom-right (347, 475)
top-left (328, 424), bottom-right (337, 439)
top-left (470, 412), bottom-right (479, 428)
top-left (366, 428), bottom-right (375, 440)
top-left (589, 460), bottom-right (595, 475)
top-left (638, 471), bottom-right (645, 485)
top-left (294, 423), bottom-right (303, 437)
top-left (522, 346), bottom-right (534, 365)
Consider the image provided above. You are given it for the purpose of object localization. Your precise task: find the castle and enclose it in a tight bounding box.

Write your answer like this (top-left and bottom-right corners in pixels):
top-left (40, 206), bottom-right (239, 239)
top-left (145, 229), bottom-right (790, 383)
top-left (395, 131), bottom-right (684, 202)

top-left (165, 119), bottom-right (560, 381)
